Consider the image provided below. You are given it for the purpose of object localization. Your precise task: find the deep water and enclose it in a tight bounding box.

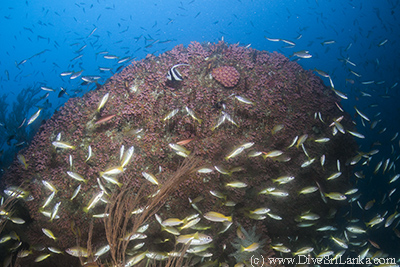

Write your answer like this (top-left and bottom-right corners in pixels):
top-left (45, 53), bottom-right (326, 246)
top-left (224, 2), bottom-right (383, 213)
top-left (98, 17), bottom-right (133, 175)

top-left (1, 0), bottom-right (400, 265)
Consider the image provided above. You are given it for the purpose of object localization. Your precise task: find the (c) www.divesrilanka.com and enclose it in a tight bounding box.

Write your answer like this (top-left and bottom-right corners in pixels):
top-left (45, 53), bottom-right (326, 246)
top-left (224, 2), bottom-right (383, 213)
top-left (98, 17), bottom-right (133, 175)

top-left (250, 255), bottom-right (397, 266)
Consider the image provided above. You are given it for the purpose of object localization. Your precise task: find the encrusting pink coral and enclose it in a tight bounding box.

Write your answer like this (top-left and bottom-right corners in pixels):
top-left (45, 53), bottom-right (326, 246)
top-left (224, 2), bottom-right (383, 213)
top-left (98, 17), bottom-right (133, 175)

top-left (212, 66), bottom-right (240, 88)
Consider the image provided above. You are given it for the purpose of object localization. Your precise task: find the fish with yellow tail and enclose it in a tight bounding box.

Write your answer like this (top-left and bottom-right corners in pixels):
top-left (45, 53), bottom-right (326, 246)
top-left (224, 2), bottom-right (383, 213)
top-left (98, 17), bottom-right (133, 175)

top-left (17, 154), bottom-right (28, 169)
top-left (97, 92), bottom-right (109, 112)
top-left (83, 191), bottom-right (104, 213)
top-left (240, 242), bottom-right (260, 252)
top-left (203, 211), bottom-right (232, 222)
top-left (52, 141), bottom-right (76, 150)
top-left (176, 232), bottom-right (213, 245)
top-left (27, 108), bottom-right (42, 125)
top-left (66, 171), bottom-right (87, 183)
top-left (324, 192), bottom-right (347, 201)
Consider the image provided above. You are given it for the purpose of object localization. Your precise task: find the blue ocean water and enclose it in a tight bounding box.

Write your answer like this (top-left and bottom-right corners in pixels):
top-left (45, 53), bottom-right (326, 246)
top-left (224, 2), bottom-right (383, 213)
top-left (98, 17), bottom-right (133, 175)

top-left (1, 0), bottom-right (399, 263)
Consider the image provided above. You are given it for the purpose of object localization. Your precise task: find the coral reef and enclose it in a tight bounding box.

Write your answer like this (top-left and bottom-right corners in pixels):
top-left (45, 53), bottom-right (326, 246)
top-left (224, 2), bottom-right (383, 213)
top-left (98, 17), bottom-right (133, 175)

top-left (0, 41), bottom-right (358, 266)
top-left (211, 66), bottom-right (240, 88)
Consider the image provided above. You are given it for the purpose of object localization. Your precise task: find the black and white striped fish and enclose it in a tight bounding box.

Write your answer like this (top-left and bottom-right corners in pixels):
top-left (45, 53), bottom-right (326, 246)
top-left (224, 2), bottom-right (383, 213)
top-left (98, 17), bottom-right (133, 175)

top-left (167, 64), bottom-right (189, 81)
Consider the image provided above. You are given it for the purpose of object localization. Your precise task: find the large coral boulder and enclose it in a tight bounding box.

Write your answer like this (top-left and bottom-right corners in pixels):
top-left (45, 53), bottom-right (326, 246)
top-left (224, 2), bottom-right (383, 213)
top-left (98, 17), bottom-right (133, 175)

top-left (1, 41), bottom-right (357, 266)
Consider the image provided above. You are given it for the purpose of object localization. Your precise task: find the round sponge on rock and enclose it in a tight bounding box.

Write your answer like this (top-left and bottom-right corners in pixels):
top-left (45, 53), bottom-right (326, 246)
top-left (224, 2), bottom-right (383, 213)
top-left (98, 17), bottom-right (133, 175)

top-left (212, 66), bottom-right (240, 88)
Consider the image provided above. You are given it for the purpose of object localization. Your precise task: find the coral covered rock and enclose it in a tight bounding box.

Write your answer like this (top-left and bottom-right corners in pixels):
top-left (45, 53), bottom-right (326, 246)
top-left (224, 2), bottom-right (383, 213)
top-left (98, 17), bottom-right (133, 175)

top-left (212, 66), bottom-right (240, 88)
top-left (1, 41), bottom-right (357, 266)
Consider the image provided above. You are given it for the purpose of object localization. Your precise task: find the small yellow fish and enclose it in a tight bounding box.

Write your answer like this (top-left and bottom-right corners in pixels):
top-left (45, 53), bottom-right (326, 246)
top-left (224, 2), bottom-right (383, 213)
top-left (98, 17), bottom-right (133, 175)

top-left (209, 190), bottom-right (227, 199)
top-left (50, 201), bottom-right (61, 222)
top-left (344, 188), bottom-right (358, 195)
top-left (94, 244), bottom-right (110, 257)
top-left (293, 246), bottom-right (314, 256)
top-left (271, 124), bottom-right (284, 135)
top-left (70, 184), bottom-right (81, 200)
top-left (97, 92), bottom-right (110, 112)
top-left (163, 108), bottom-right (179, 121)
top-left (225, 146), bottom-right (245, 160)
top-left (27, 108), bottom-right (42, 125)
top-left (101, 175), bottom-right (122, 187)
top-left (234, 95), bottom-right (254, 105)
top-left (330, 236), bottom-right (348, 249)
top-left (366, 215), bottom-right (384, 228)
top-left (185, 106), bottom-right (203, 124)
top-left (267, 212), bottom-right (283, 221)
top-left (354, 106), bottom-right (370, 121)
top-left (65, 246), bottom-right (88, 257)
top-left (316, 250), bottom-right (334, 258)
top-left (250, 207), bottom-right (270, 215)
top-left (333, 121), bottom-right (345, 134)
top-left (385, 211), bottom-right (399, 227)
top-left (296, 134), bottom-right (308, 148)
top-left (197, 167), bottom-right (214, 173)
top-left (100, 166), bottom-right (124, 177)
top-left (260, 188), bottom-right (289, 197)
top-left (176, 232), bottom-right (213, 245)
top-left (214, 165), bottom-right (232, 175)
top-left (326, 172), bottom-right (342, 181)
top-left (389, 176), bottom-right (399, 187)
top-left (299, 212), bottom-right (320, 221)
top-left (211, 112), bottom-right (227, 131)
top-left (120, 146), bottom-right (135, 168)
top-left (203, 211), bottom-right (232, 222)
top-left (364, 199), bottom-right (375, 210)
top-left (314, 137), bottom-right (330, 143)
top-left (287, 136), bottom-right (298, 148)
top-left (34, 253), bottom-right (51, 262)
top-left (48, 247), bottom-right (63, 254)
top-left (262, 150), bottom-right (284, 159)
top-left (347, 130), bottom-right (365, 139)
top-left (41, 191), bottom-right (55, 209)
top-left (346, 226), bottom-right (366, 234)
top-left (17, 154), bottom-right (28, 170)
top-left (162, 218), bottom-right (184, 226)
top-left (313, 68), bottom-right (330, 78)
top-left (169, 143), bottom-right (191, 156)
top-left (240, 242), bottom-right (259, 252)
top-left (83, 191), bottom-right (104, 213)
top-left (8, 217), bottom-right (25, 224)
top-left (225, 181), bottom-right (247, 188)
top-left (42, 180), bottom-right (58, 193)
top-left (324, 192), bottom-right (346, 201)
top-left (179, 217), bottom-right (201, 231)
top-left (142, 172), bottom-right (159, 185)
top-left (52, 141), bottom-right (76, 150)
top-left (66, 171), bottom-right (87, 183)
top-left (125, 251), bottom-right (147, 266)
top-left (332, 88), bottom-right (348, 99)
top-left (0, 235), bottom-right (11, 243)
top-left (271, 243), bottom-right (291, 253)
top-left (272, 176), bottom-right (295, 185)
top-left (298, 186), bottom-right (318, 195)
top-left (42, 228), bottom-right (57, 240)
top-left (301, 158), bottom-right (316, 168)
